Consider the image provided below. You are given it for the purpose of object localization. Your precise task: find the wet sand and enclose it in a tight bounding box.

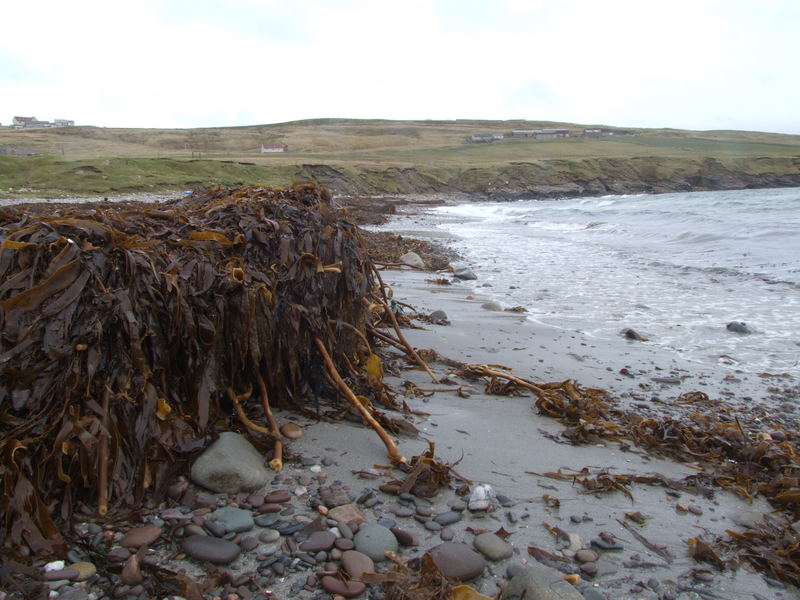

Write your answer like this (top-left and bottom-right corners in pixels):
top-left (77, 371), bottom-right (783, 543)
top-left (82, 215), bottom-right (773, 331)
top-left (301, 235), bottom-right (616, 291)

top-left (284, 269), bottom-right (795, 599)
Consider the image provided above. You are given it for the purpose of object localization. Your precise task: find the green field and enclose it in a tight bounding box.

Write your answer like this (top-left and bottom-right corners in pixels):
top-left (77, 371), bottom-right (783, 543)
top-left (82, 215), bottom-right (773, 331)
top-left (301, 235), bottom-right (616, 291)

top-left (1, 119), bottom-right (799, 197)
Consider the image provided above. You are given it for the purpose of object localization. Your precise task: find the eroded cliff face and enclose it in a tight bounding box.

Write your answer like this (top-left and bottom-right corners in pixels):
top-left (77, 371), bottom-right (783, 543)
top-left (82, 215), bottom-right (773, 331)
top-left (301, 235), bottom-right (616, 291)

top-left (295, 156), bottom-right (800, 198)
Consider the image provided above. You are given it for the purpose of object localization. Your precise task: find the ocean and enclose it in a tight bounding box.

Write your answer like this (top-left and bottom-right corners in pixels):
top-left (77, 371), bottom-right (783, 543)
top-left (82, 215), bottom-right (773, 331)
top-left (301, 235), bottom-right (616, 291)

top-left (380, 187), bottom-right (800, 375)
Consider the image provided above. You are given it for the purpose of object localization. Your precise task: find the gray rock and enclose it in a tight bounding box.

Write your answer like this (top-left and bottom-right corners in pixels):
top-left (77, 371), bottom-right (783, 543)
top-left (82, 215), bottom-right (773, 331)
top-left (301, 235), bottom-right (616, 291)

top-left (621, 328), bottom-right (647, 341)
top-left (430, 310), bottom-right (449, 325)
top-left (208, 507), bottom-right (254, 533)
top-left (468, 484), bottom-right (495, 511)
top-left (454, 267), bottom-right (477, 280)
top-left (400, 252), bottom-right (425, 269)
top-left (499, 564), bottom-right (585, 600)
top-left (353, 523), bottom-right (398, 562)
top-left (434, 511), bottom-right (462, 526)
top-left (726, 321), bottom-right (752, 334)
top-left (474, 532), bottom-right (513, 561)
top-left (481, 301), bottom-right (503, 311)
top-left (190, 432), bottom-right (269, 494)
top-left (182, 535), bottom-right (241, 565)
top-left (427, 542), bottom-right (486, 581)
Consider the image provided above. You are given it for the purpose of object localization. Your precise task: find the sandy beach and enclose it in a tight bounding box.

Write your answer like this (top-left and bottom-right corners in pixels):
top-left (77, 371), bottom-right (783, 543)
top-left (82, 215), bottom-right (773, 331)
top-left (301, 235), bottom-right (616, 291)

top-left (7, 191), bottom-right (798, 600)
top-left (274, 266), bottom-right (795, 600)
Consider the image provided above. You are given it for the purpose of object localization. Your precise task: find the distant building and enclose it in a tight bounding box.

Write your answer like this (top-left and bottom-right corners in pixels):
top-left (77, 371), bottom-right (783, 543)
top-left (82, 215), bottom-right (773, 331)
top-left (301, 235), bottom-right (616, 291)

top-left (260, 144), bottom-right (286, 153)
top-left (0, 148), bottom-right (7, 155)
top-left (12, 149), bottom-right (38, 156)
top-left (13, 116), bottom-right (37, 128)
top-left (11, 116), bottom-right (74, 128)
top-left (583, 128), bottom-right (633, 137)
top-left (512, 128), bottom-right (570, 139)
top-left (468, 133), bottom-right (505, 143)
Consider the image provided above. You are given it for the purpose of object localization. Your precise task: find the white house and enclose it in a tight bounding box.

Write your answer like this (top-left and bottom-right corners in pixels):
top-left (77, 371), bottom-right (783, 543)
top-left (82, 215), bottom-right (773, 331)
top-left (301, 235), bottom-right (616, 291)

top-left (260, 144), bottom-right (286, 153)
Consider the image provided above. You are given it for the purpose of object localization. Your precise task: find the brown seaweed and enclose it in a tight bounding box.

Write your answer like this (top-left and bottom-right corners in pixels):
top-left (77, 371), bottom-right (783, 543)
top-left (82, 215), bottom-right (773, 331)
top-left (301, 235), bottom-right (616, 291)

top-left (0, 183), bottom-right (386, 559)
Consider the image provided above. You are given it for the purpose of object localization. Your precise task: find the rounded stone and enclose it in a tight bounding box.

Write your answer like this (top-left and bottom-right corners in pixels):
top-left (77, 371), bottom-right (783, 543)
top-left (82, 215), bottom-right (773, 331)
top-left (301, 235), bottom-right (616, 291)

top-left (353, 523), bottom-right (398, 562)
top-left (428, 543), bottom-right (486, 581)
top-left (264, 490), bottom-right (291, 504)
top-left (259, 529), bottom-right (280, 544)
top-left (280, 422), bottom-right (303, 439)
top-left (434, 511), bottom-right (462, 526)
top-left (300, 530), bottom-right (336, 552)
top-left (575, 549), bottom-right (599, 563)
top-left (341, 549), bottom-right (375, 579)
top-left (390, 527), bottom-right (417, 547)
top-left (68, 562), bottom-right (96, 581)
top-left (335, 538), bottom-right (355, 551)
top-left (190, 432), bottom-right (270, 494)
top-left (474, 532), bottom-right (513, 561)
top-left (320, 575), bottom-right (367, 598)
top-left (119, 525), bottom-right (163, 549)
top-left (182, 535), bottom-right (241, 564)
top-left (208, 506), bottom-right (254, 533)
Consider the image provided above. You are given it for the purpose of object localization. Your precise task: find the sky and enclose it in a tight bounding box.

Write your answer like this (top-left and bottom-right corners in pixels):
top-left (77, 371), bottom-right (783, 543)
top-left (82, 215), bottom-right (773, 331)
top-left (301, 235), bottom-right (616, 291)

top-left (2, 0), bottom-right (799, 134)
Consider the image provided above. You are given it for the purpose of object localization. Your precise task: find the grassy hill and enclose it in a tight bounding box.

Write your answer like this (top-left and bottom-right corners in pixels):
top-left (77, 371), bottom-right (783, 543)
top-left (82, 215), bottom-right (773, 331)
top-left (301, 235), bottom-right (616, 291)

top-left (1, 119), bottom-right (799, 198)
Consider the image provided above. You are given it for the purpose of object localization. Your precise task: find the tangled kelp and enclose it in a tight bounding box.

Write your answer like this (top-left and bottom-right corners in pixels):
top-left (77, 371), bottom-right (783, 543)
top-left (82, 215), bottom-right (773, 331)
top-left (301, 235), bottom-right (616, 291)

top-left (0, 183), bottom-right (393, 560)
top-left (459, 364), bottom-right (800, 585)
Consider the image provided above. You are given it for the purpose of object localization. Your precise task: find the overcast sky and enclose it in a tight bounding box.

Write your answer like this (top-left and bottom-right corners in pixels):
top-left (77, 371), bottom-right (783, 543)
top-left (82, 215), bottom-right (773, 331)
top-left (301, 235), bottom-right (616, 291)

top-left (2, 0), bottom-right (798, 133)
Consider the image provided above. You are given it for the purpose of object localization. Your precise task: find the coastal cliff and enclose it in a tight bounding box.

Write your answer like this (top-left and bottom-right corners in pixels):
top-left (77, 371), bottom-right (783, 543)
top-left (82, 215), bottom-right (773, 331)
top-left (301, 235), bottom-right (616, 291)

top-left (296, 155), bottom-right (800, 199)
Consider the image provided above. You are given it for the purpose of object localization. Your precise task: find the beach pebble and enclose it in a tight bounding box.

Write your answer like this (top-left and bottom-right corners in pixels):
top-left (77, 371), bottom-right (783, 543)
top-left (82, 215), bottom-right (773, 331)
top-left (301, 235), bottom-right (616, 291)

top-left (428, 543), bottom-right (486, 581)
top-left (591, 538), bottom-right (624, 551)
top-left (280, 422), bottom-right (303, 439)
top-left (68, 562), bottom-right (96, 581)
top-left (390, 527), bottom-right (417, 547)
top-left (264, 490), bottom-right (291, 504)
top-left (447, 499), bottom-right (467, 512)
top-left (320, 575), bottom-right (366, 598)
top-left (208, 507), bottom-right (254, 533)
top-left (481, 301), bottom-right (503, 311)
top-left (43, 568), bottom-right (79, 581)
top-left (183, 535), bottom-right (241, 564)
top-left (440, 527), bottom-right (455, 542)
top-left (335, 538), bottom-right (355, 551)
top-left (328, 503), bottom-right (368, 529)
top-left (430, 310), bottom-right (449, 324)
top-left (341, 549), bottom-right (375, 579)
top-left (353, 523), bottom-right (398, 562)
top-left (259, 529), bottom-right (280, 544)
top-left (119, 525), bottom-right (162, 548)
top-left (621, 328), bottom-right (647, 341)
top-left (400, 251), bottom-right (425, 269)
top-left (454, 267), bottom-right (477, 280)
top-left (726, 321), bottom-right (752, 334)
top-left (474, 532), bottom-right (513, 561)
top-left (300, 531), bottom-right (336, 552)
top-left (468, 484), bottom-right (495, 511)
top-left (120, 554), bottom-right (143, 585)
top-left (575, 549), bottom-right (599, 563)
top-left (499, 564), bottom-right (585, 600)
top-left (434, 511), bottom-right (462, 526)
top-left (190, 432), bottom-right (269, 494)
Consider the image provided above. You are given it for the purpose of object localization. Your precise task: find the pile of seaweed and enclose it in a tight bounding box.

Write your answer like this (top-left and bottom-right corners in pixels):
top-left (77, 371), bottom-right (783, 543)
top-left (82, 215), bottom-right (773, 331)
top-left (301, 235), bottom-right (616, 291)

top-left (0, 183), bottom-right (381, 560)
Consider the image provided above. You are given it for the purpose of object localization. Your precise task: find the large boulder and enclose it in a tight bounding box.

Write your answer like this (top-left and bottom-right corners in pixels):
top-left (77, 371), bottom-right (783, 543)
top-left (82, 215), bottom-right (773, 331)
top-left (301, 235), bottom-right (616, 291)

top-left (190, 432), bottom-right (269, 494)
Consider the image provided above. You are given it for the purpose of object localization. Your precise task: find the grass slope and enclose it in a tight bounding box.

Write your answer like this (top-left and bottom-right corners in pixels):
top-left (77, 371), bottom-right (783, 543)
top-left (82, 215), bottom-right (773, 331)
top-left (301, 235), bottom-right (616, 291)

top-left (1, 119), bottom-right (799, 197)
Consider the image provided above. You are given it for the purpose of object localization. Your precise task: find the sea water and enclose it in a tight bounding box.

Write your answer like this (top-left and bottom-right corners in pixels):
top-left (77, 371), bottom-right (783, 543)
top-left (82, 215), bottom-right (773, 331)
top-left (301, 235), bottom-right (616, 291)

top-left (381, 187), bottom-right (800, 374)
